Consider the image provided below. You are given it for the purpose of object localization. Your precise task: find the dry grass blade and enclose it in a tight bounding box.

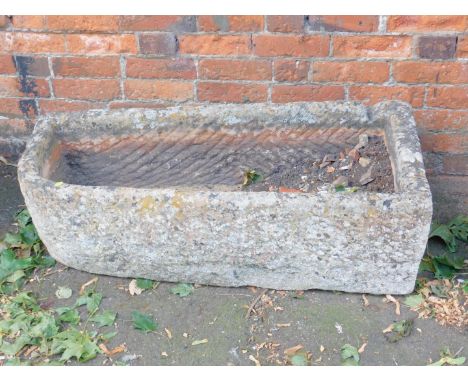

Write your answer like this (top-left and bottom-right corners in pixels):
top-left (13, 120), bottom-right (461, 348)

top-left (284, 344), bottom-right (304, 357)
top-left (99, 343), bottom-right (127, 356)
top-left (386, 294), bottom-right (401, 315)
top-left (245, 288), bottom-right (268, 319)
top-left (249, 354), bottom-right (261, 366)
top-left (79, 277), bottom-right (98, 295)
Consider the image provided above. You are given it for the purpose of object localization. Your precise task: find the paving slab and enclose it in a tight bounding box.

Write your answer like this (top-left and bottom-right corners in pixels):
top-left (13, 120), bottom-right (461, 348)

top-left (1, 162), bottom-right (466, 366)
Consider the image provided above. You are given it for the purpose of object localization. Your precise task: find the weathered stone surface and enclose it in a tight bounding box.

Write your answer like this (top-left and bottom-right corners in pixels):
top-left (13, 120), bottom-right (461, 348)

top-left (18, 102), bottom-right (433, 294)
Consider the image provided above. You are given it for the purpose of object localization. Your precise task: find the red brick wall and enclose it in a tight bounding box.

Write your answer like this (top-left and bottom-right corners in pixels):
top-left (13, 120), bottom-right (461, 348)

top-left (0, 15), bottom-right (467, 217)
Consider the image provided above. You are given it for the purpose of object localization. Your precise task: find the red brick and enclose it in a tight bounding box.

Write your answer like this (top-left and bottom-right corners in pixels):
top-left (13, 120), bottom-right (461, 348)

top-left (13, 56), bottom-right (50, 76)
top-left (198, 16), bottom-right (263, 32)
top-left (333, 36), bottom-right (412, 58)
top-left (272, 85), bottom-right (344, 103)
top-left (11, 16), bottom-right (45, 30)
top-left (119, 16), bottom-right (196, 32)
top-left (393, 62), bottom-right (468, 84)
top-left (420, 133), bottom-right (467, 154)
top-left (198, 82), bottom-right (267, 103)
top-left (39, 99), bottom-right (107, 113)
top-left (308, 16), bottom-right (378, 32)
top-left (53, 79), bottom-right (120, 100)
top-left (426, 87), bottom-right (468, 109)
top-left (442, 155), bottom-right (468, 175)
top-left (0, 55), bottom-right (15, 74)
top-left (0, 16), bottom-right (8, 29)
top-left (274, 60), bottom-right (309, 82)
top-left (266, 16), bottom-right (304, 33)
top-left (456, 36), bottom-right (468, 58)
top-left (126, 57), bottom-right (196, 79)
top-left (0, 98), bottom-right (23, 117)
top-left (53, 56), bottom-right (120, 78)
top-left (125, 79), bottom-right (193, 101)
top-left (254, 35), bottom-right (329, 57)
top-left (138, 33), bottom-right (177, 55)
top-left (1, 32), bottom-right (66, 53)
top-left (414, 110), bottom-right (468, 131)
top-left (179, 35), bottom-right (251, 56)
top-left (66, 34), bottom-right (137, 54)
top-left (199, 59), bottom-right (271, 81)
top-left (0, 118), bottom-right (29, 135)
top-left (417, 36), bottom-right (457, 59)
top-left (313, 61), bottom-right (389, 83)
top-left (46, 16), bottom-right (119, 32)
top-left (387, 16), bottom-right (468, 32)
top-left (349, 86), bottom-right (424, 107)
top-left (0, 77), bottom-right (50, 97)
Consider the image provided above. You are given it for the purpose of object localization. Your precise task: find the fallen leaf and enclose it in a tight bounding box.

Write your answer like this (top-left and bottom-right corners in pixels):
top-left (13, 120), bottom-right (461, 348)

top-left (362, 294), bottom-right (369, 307)
top-left (403, 293), bottom-right (424, 309)
top-left (191, 339), bottom-right (208, 346)
top-left (170, 283), bottom-right (194, 297)
top-left (128, 279), bottom-right (143, 296)
top-left (320, 345), bottom-right (325, 353)
top-left (383, 319), bottom-right (414, 343)
top-left (79, 277), bottom-right (98, 295)
top-left (55, 287), bottom-right (72, 300)
top-left (290, 353), bottom-right (309, 366)
top-left (249, 354), bottom-right (261, 366)
top-left (284, 344), bottom-right (303, 357)
top-left (386, 294), bottom-right (401, 315)
top-left (98, 343), bottom-right (126, 357)
top-left (341, 344), bottom-right (360, 366)
top-left (358, 343), bottom-right (367, 353)
top-left (131, 311), bottom-right (157, 333)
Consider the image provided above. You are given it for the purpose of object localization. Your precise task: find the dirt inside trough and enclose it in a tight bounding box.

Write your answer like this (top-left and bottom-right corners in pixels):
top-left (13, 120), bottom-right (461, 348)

top-left (244, 135), bottom-right (395, 193)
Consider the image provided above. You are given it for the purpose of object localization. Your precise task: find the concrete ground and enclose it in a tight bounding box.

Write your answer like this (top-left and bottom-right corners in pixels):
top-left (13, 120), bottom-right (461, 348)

top-left (0, 162), bottom-right (466, 366)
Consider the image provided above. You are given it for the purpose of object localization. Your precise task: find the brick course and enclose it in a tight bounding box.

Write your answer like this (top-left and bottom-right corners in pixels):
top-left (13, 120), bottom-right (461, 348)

top-left (0, 15), bottom-right (467, 215)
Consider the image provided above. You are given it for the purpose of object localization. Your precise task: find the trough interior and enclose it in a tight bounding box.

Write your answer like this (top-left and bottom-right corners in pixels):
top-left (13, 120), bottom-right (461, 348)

top-left (43, 124), bottom-right (394, 191)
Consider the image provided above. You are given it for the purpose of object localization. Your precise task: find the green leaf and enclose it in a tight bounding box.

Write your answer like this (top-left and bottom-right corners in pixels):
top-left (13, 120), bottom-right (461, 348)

top-left (19, 224), bottom-right (39, 245)
top-left (51, 328), bottom-right (101, 362)
top-left (99, 331), bottom-right (117, 342)
top-left (136, 278), bottom-right (154, 290)
top-left (15, 209), bottom-right (32, 229)
top-left (55, 286), bottom-right (73, 300)
top-left (341, 344), bottom-right (360, 366)
top-left (448, 215), bottom-right (468, 242)
top-left (55, 307), bottom-right (81, 325)
top-left (0, 248), bottom-right (33, 282)
top-left (170, 283), bottom-right (193, 297)
top-left (384, 319), bottom-right (413, 343)
top-left (90, 310), bottom-right (116, 328)
top-left (132, 311), bottom-right (157, 332)
top-left (403, 293), bottom-right (424, 309)
top-left (334, 184), bottom-right (345, 192)
top-left (433, 252), bottom-right (464, 270)
top-left (429, 356), bottom-right (466, 366)
top-left (290, 353), bottom-right (309, 366)
top-left (429, 223), bottom-right (457, 253)
top-left (75, 291), bottom-right (102, 313)
top-left (242, 169), bottom-right (263, 187)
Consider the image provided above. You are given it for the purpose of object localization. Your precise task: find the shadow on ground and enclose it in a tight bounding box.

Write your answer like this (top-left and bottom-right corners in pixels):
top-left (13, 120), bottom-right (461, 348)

top-left (1, 163), bottom-right (466, 366)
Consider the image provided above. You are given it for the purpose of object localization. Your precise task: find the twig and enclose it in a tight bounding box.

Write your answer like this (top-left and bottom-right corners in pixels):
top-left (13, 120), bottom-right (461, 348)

top-left (245, 288), bottom-right (268, 319)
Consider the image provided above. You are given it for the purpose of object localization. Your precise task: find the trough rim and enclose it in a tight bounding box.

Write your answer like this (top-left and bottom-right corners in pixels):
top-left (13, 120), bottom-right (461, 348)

top-left (17, 101), bottom-right (431, 200)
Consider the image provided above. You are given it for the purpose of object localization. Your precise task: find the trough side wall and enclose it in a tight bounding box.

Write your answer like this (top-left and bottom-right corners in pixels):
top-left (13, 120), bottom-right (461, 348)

top-left (0, 15), bottom-right (467, 218)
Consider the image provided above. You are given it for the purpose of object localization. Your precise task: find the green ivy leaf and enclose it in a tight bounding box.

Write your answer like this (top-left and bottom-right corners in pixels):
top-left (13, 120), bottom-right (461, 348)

top-left (448, 215), bottom-right (468, 242)
top-left (90, 310), bottom-right (116, 328)
top-left (75, 291), bottom-right (102, 313)
top-left (136, 278), bottom-right (154, 290)
top-left (403, 294), bottom-right (424, 309)
top-left (170, 283), bottom-right (193, 297)
top-left (55, 307), bottom-right (81, 325)
top-left (384, 319), bottom-right (413, 343)
top-left (132, 311), bottom-right (157, 333)
top-left (429, 223), bottom-right (457, 253)
top-left (51, 328), bottom-right (101, 362)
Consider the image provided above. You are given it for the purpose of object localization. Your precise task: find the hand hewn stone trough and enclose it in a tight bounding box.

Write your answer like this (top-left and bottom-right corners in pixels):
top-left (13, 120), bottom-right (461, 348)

top-left (18, 102), bottom-right (432, 294)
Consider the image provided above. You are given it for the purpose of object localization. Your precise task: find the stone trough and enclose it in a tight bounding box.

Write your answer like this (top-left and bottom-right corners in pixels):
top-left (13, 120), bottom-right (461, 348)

top-left (18, 102), bottom-right (432, 294)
